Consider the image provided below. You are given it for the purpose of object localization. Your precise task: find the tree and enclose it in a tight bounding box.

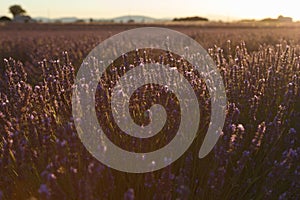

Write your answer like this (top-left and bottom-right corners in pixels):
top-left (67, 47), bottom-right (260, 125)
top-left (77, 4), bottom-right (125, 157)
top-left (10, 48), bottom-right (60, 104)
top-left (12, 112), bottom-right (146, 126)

top-left (9, 5), bottom-right (26, 17)
top-left (0, 16), bottom-right (11, 22)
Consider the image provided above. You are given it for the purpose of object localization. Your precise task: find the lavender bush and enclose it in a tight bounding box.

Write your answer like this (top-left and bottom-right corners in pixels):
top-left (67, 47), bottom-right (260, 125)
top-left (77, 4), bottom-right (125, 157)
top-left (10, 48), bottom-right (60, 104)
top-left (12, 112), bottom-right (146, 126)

top-left (0, 24), bottom-right (299, 199)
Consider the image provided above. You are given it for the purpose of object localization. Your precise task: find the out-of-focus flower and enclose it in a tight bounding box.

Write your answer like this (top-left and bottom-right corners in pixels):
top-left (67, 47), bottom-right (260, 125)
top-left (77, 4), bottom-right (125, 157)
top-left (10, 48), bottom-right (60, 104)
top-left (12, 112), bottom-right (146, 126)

top-left (38, 184), bottom-right (50, 197)
top-left (124, 188), bottom-right (135, 200)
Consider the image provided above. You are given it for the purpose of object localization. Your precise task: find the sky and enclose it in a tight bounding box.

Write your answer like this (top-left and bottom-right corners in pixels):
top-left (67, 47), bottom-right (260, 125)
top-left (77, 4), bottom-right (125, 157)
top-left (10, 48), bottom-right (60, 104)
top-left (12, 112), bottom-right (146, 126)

top-left (0, 0), bottom-right (300, 21)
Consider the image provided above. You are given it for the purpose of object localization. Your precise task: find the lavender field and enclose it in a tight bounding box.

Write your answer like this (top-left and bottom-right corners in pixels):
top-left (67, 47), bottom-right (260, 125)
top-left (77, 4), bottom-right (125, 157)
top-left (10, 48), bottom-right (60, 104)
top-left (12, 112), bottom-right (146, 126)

top-left (0, 23), bottom-right (299, 199)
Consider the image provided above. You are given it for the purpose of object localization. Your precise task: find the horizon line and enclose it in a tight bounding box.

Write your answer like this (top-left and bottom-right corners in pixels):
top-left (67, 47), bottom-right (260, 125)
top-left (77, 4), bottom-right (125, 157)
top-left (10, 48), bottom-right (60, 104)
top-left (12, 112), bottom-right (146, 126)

top-left (1, 13), bottom-right (297, 23)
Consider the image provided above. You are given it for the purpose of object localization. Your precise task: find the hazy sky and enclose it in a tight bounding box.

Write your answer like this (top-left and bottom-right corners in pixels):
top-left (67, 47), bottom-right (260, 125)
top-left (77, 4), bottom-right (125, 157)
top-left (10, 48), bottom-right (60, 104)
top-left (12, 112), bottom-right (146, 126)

top-left (0, 0), bottom-right (299, 21)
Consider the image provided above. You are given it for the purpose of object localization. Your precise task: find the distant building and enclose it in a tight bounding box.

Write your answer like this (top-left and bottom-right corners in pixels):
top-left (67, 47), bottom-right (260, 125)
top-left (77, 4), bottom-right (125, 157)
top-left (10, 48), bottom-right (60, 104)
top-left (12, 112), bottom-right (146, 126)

top-left (277, 15), bottom-right (292, 22)
top-left (261, 15), bottom-right (293, 23)
top-left (13, 15), bottom-right (35, 23)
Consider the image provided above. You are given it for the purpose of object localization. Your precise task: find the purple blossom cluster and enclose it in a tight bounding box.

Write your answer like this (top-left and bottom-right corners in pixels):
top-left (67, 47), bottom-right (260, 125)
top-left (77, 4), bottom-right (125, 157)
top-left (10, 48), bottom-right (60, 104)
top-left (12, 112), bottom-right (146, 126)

top-left (0, 27), bottom-right (299, 199)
